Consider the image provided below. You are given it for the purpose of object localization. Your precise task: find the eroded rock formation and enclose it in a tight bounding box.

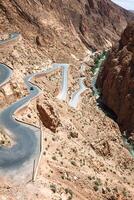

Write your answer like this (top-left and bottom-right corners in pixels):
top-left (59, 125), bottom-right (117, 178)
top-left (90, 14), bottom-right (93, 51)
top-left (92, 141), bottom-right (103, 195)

top-left (0, 0), bottom-right (133, 50)
top-left (97, 23), bottom-right (134, 138)
top-left (37, 102), bottom-right (60, 133)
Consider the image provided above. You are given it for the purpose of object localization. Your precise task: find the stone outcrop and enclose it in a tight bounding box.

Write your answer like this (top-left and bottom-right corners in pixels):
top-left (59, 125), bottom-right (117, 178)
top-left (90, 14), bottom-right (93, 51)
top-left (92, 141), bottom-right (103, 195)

top-left (37, 103), bottom-right (60, 133)
top-left (97, 23), bottom-right (134, 137)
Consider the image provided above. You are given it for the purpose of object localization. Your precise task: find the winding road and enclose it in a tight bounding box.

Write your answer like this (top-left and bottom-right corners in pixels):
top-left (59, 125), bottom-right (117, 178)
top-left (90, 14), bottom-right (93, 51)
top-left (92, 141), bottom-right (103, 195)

top-left (0, 64), bottom-right (12, 86)
top-left (0, 33), bottom-right (70, 170)
top-left (0, 32), bottom-right (87, 172)
top-left (69, 77), bottom-right (87, 109)
top-left (0, 33), bottom-right (20, 45)
top-left (55, 63), bottom-right (69, 101)
top-left (0, 66), bottom-right (41, 169)
top-left (0, 65), bottom-right (69, 169)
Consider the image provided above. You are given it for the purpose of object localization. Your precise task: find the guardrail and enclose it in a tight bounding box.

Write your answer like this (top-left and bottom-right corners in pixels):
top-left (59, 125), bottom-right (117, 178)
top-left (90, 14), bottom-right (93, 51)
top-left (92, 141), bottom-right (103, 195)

top-left (32, 117), bottom-right (43, 182)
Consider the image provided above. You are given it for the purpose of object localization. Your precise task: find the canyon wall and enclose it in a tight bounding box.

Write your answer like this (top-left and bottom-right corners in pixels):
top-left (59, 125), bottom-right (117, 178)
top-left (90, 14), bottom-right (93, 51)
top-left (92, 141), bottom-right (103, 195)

top-left (97, 22), bottom-right (134, 138)
top-left (0, 0), bottom-right (133, 52)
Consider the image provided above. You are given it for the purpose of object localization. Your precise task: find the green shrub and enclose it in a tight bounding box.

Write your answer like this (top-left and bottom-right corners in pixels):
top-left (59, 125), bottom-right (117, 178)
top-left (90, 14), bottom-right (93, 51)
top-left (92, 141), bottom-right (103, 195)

top-left (50, 184), bottom-right (56, 193)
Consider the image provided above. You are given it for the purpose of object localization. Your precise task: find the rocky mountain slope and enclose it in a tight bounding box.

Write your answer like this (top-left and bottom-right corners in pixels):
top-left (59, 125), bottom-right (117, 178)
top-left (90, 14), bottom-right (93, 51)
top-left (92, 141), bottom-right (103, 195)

top-left (97, 22), bottom-right (134, 140)
top-left (0, 0), bottom-right (133, 53)
top-left (0, 0), bottom-right (134, 200)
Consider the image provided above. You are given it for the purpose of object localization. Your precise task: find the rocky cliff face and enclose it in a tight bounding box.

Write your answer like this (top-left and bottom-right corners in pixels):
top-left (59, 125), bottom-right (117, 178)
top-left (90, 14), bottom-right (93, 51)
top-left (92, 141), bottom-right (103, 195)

top-left (0, 0), bottom-right (133, 52)
top-left (37, 102), bottom-right (60, 133)
top-left (97, 23), bottom-right (134, 137)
